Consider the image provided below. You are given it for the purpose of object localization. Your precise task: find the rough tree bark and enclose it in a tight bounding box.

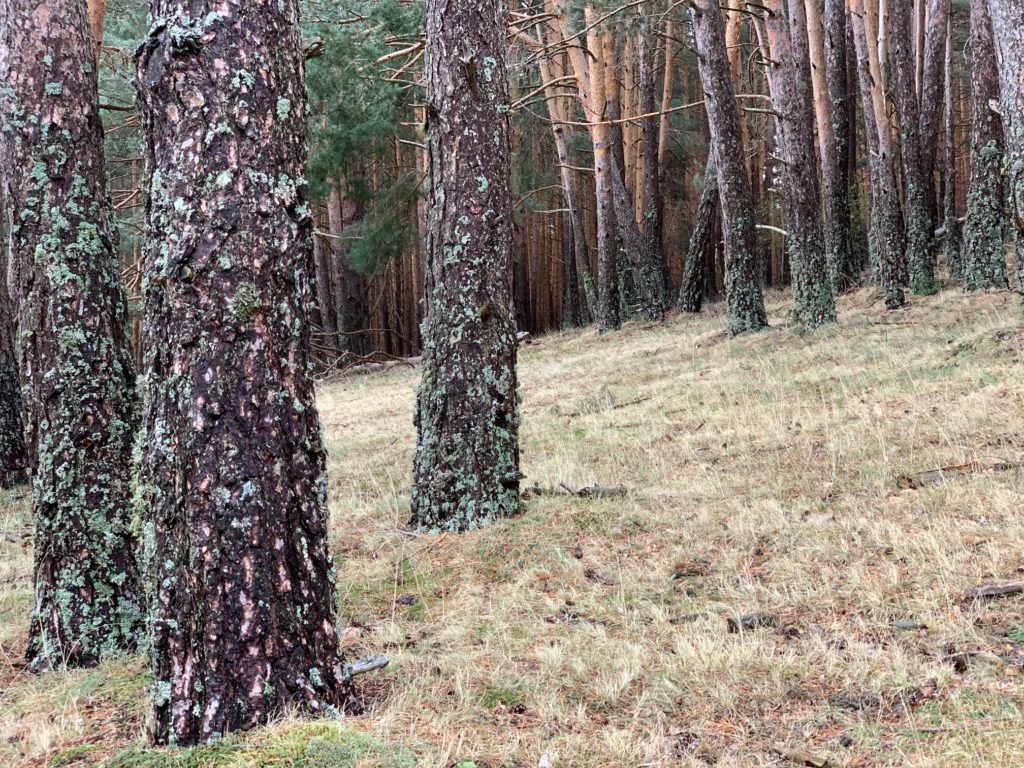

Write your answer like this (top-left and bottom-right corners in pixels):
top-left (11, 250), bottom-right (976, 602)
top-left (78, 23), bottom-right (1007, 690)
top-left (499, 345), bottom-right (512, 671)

top-left (989, 0), bottom-right (1024, 290)
top-left (943, 18), bottom-right (963, 278)
top-left (918, 0), bottom-right (951, 214)
top-left (637, 13), bottom-right (667, 319)
top-left (765, 0), bottom-right (837, 330)
top-left (962, 0), bottom-right (1008, 291)
top-left (410, 0), bottom-right (520, 530)
top-left (890, 0), bottom-right (938, 294)
top-left (691, 0), bottom-right (767, 336)
top-left (0, 0), bottom-right (141, 668)
top-left (678, 155), bottom-right (720, 314)
top-left (822, 0), bottom-right (857, 287)
top-left (0, 185), bottom-right (27, 489)
top-left (850, 0), bottom-right (906, 308)
top-left (136, 0), bottom-right (354, 744)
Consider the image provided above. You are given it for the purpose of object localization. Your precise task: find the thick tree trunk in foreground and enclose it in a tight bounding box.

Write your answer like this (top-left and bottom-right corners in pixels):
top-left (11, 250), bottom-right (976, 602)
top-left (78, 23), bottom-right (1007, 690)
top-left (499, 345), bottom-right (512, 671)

top-left (850, 0), bottom-right (906, 309)
top-left (962, 0), bottom-right (1008, 291)
top-left (678, 155), bottom-right (720, 314)
top-left (137, 0), bottom-right (353, 744)
top-left (691, 1), bottom-right (767, 336)
top-left (944, 19), bottom-right (963, 279)
top-left (765, 0), bottom-right (837, 330)
top-left (989, 0), bottom-right (1024, 289)
top-left (890, 0), bottom-right (938, 294)
top-left (0, 0), bottom-right (141, 668)
top-left (410, 0), bottom-right (520, 531)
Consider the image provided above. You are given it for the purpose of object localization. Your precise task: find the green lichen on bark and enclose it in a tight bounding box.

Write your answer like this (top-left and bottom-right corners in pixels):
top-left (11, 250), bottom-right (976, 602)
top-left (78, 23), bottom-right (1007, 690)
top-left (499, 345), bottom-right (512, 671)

top-left (136, 0), bottom-right (354, 745)
top-left (411, 0), bottom-right (521, 531)
top-left (0, 0), bottom-right (142, 668)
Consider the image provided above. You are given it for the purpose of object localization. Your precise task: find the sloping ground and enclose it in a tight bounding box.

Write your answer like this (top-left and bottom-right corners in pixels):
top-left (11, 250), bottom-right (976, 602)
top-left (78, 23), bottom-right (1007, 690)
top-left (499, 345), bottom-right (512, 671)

top-left (1, 287), bottom-right (1023, 767)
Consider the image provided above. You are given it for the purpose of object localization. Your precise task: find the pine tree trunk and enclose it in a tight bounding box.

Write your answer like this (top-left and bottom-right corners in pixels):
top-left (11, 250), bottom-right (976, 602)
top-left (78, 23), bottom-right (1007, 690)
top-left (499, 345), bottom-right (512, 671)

top-left (890, 0), bottom-right (938, 294)
top-left (678, 155), bottom-right (720, 314)
top-left (822, 0), bottom-right (857, 288)
top-left (962, 0), bottom-right (1008, 291)
top-left (0, 0), bottom-right (142, 668)
top-left (944, 19), bottom-right (963, 279)
top-left (765, 0), bottom-right (837, 330)
top-left (312, 231), bottom-right (338, 351)
top-left (136, 0), bottom-right (354, 744)
top-left (919, 0), bottom-right (951, 212)
top-left (410, 0), bottom-right (521, 530)
top-left (850, 0), bottom-right (906, 309)
top-left (691, 1), bottom-right (768, 336)
top-left (587, 11), bottom-right (620, 332)
top-left (637, 16), bottom-right (667, 320)
top-left (989, 0), bottom-right (1024, 290)
top-left (329, 184), bottom-right (370, 356)
top-left (0, 196), bottom-right (27, 488)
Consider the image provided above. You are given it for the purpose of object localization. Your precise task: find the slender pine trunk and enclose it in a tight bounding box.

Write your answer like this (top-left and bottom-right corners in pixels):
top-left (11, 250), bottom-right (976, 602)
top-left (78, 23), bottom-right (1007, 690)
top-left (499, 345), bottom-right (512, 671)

top-left (678, 155), bottom-right (720, 314)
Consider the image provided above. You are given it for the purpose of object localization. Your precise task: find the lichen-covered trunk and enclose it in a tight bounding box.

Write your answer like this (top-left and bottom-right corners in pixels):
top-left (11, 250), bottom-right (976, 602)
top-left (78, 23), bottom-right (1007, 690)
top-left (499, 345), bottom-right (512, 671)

top-left (636, 17), bottom-right (667, 320)
top-left (328, 185), bottom-right (370, 356)
top-left (890, 0), bottom-right (937, 295)
top-left (918, 0), bottom-right (951, 213)
top-left (0, 215), bottom-right (27, 489)
top-left (850, 0), bottom-right (906, 309)
top-left (943, 19), bottom-right (963, 279)
top-left (678, 155), bottom-right (720, 314)
top-left (989, 0), bottom-right (1024, 293)
top-left (691, 1), bottom-right (767, 336)
top-left (0, 177), bottom-right (27, 489)
top-left (136, 0), bottom-right (354, 744)
top-left (823, 0), bottom-right (857, 288)
top-left (0, 0), bottom-right (141, 668)
top-left (765, 0), bottom-right (837, 330)
top-left (962, 0), bottom-right (1008, 291)
top-left (410, 0), bottom-right (520, 531)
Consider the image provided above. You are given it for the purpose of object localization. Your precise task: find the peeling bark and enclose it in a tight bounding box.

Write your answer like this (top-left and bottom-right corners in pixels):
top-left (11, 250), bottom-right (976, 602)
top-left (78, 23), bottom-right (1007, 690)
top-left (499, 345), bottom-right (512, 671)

top-left (410, 0), bottom-right (520, 531)
top-left (0, 0), bottom-right (142, 668)
top-left (136, 0), bottom-right (354, 744)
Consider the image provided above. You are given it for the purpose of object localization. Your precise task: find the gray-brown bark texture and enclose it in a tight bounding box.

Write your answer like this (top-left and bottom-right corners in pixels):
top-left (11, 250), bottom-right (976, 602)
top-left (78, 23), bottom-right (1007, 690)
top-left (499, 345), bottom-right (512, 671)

top-left (918, 0), bottom-right (951, 212)
top-left (962, 0), bottom-right (1008, 291)
top-left (328, 184), bottom-right (370, 356)
top-left (0, 199), bottom-right (27, 488)
top-left (850, 0), bottom-right (905, 309)
top-left (890, 0), bottom-right (938, 295)
top-left (0, 0), bottom-right (142, 668)
top-left (410, 0), bottom-right (521, 531)
top-left (136, 0), bottom-right (354, 744)
top-left (691, 1), bottom-right (767, 336)
top-left (678, 155), bottom-right (720, 314)
top-left (989, 0), bottom-right (1024, 287)
top-left (636, 15), bottom-right (667, 320)
top-left (944, 19), bottom-right (963, 278)
top-left (765, 0), bottom-right (837, 330)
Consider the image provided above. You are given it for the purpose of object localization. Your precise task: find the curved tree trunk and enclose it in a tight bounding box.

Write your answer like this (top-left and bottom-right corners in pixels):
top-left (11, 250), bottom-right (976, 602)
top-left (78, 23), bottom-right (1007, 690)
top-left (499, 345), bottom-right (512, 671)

top-left (136, 0), bottom-right (354, 744)
top-left (410, 0), bottom-right (520, 530)
top-left (678, 155), bottom-right (720, 314)
top-left (691, 0), bottom-right (768, 336)
top-left (0, 0), bottom-right (141, 668)
top-left (962, 0), bottom-right (1008, 291)
top-left (765, 0), bottom-right (837, 330)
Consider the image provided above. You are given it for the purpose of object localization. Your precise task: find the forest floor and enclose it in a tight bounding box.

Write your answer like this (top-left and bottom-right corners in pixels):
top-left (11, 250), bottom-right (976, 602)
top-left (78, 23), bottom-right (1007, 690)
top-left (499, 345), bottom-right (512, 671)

top-left (2, 286), bottom-right (1024, 767)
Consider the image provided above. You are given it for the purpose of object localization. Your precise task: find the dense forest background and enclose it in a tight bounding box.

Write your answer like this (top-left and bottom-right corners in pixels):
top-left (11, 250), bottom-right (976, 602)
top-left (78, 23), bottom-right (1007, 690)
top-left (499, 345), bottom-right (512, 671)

top-left (93, 0), bottom-right (1016, 369)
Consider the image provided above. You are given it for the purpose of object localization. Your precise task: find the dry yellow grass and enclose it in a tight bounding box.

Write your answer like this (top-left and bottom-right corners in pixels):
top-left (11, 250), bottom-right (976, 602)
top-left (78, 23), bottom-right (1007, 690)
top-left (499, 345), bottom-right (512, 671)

top-left (1, 286), bottom-right (1023, 767)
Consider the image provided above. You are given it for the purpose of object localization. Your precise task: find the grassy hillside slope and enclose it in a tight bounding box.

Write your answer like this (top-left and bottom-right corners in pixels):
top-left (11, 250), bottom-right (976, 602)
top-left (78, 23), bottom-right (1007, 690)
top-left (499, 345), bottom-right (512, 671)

top-left (2, 288), bottom-right (1023, 767)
